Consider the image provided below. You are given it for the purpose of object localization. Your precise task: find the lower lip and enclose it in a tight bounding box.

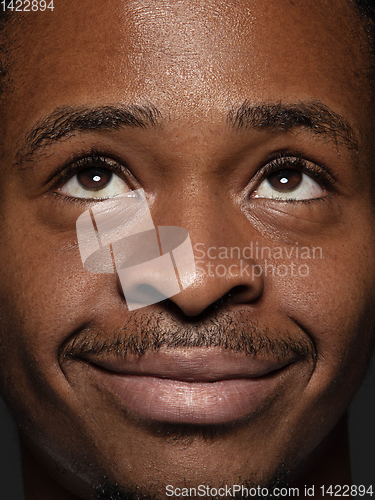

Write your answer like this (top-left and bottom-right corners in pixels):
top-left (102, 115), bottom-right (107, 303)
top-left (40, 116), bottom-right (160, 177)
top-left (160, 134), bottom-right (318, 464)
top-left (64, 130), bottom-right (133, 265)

top-left (95, 371), bottom-right (284, 424)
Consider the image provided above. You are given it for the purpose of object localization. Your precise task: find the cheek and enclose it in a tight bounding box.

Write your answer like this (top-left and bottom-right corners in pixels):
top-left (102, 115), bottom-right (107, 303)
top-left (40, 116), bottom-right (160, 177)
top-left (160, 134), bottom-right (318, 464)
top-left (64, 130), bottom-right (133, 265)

top-left (0, 212), bottom-right (104, 388)
top-left (0, 219), bottom-right (116, 465)
top-left (0, 231), bottom-right (83, 330)
top-left (252, 234), bottom-right (375, 465)
top-left (273, 236), bottom-right (375, 397)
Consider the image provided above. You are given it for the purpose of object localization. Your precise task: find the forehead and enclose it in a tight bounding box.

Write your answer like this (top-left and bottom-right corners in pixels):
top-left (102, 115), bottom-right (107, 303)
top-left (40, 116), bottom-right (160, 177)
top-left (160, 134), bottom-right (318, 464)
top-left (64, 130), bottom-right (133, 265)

top-left (1, 0), bottom-right (373, 145)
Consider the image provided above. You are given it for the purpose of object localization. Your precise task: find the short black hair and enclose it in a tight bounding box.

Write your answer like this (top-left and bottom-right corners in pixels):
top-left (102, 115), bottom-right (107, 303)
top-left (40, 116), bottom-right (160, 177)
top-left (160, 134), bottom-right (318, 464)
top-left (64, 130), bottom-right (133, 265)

top-left (354, 0), bottom-right (375, 56)
top-left (355, 0), bottom-right (375, 15)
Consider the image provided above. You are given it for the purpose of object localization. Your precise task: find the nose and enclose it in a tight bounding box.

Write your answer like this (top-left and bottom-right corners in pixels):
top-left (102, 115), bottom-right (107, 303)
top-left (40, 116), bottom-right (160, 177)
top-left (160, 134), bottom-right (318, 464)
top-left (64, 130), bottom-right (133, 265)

top-left (115, 228), bottom-right (264, 315)
top-left (113, 193), bottom-right (264, 316)
top-left (153, 185), bottom-right (265, 316)
top-left (169, 248), bottom-right (263, 316)
top-left (76, 188), bottom-right (264, 315)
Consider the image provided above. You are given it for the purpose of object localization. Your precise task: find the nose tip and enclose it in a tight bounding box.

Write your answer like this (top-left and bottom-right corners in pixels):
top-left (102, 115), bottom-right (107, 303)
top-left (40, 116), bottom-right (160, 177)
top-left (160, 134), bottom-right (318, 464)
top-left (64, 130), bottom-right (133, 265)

top-left (116, 250), bottom-right (264, 315)
top-left (168, 260), bottom-right (264, 316)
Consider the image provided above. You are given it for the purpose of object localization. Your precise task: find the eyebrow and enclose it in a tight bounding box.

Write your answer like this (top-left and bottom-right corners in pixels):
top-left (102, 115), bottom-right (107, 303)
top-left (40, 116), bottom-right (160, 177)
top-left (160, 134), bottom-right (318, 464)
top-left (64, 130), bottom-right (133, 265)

top-left (16, 103), bottom-right (162, 164)
top-left (227, 100), bottom-right (358, 150)
top-left (16, 100), bottom-right (358, 165)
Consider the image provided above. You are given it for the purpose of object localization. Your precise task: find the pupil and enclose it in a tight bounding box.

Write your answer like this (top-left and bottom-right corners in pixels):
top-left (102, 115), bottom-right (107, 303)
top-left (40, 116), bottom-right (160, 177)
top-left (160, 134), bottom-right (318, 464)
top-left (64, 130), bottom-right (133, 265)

top-left (268, 169), bottom-right (302, 191)
top-left (77, 168), bottom-right (112, 191)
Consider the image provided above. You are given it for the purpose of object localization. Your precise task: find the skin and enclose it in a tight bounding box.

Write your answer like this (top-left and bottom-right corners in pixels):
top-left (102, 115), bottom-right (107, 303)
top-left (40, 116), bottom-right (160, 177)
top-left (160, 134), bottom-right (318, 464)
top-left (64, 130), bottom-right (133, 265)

top-left (0, 0), bottom-right (375, 498)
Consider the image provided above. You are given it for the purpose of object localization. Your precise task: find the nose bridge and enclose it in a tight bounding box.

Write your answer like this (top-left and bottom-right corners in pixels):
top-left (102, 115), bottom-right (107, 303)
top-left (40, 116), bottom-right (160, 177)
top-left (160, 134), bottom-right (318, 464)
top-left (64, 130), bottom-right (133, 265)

top-left (154, 167), bottom-right (230, 232)
top-left (178, 189), bottom-right (240, 256)
top-left (153, 179), bottom-right (234, 256)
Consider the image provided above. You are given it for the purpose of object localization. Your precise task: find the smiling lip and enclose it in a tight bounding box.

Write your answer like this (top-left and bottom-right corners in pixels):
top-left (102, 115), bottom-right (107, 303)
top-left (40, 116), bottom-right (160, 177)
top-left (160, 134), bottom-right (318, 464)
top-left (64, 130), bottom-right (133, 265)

top-left (86, 348), bottom-right (294, 424)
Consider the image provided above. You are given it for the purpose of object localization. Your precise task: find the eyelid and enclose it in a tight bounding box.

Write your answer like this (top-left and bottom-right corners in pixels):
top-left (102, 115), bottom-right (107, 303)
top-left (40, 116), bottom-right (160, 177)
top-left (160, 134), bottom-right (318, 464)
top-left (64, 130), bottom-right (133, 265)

top-left (48, 149), bottom-right (137, 192)
top-left (252, 154), bottom-right (337, 194)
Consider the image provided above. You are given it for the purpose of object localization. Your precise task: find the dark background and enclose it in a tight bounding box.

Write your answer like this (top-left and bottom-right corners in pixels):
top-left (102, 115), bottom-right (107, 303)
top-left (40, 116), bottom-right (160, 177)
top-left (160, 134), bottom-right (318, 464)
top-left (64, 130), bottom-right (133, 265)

top-left (0, 355), bottom-right (374, 500)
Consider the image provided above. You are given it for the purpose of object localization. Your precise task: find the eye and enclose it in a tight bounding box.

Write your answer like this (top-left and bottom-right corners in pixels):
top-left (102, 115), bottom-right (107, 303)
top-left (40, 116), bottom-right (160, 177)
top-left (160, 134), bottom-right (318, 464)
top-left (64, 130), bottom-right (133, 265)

top-left (58, 158), bottom-right (132, 199)
top-left (253, 158), bottom-right (328, 201)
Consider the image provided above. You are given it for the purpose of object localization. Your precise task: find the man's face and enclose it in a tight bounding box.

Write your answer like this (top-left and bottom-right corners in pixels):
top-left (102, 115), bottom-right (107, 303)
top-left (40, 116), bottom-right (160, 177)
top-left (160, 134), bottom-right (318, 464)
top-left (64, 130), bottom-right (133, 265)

top-left (0, 0), bottom-right (375, 498)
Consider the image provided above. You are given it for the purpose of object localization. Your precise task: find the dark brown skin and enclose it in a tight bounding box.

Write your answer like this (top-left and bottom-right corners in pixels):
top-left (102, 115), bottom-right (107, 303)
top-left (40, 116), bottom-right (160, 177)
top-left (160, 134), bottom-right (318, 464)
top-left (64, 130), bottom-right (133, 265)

top-left (0, 0), bottom-right (374, 499)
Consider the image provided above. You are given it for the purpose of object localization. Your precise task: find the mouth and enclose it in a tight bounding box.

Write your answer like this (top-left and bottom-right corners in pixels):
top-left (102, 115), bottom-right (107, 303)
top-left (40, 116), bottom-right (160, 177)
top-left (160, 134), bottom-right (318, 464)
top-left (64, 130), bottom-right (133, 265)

top-left (81, 348), bottom-right (296, 425)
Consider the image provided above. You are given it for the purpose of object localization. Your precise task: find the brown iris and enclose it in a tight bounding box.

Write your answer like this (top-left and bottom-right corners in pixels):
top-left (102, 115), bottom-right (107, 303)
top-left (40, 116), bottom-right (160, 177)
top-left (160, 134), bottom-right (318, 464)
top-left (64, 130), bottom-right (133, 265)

top-left (77, 168), bottom-right (113, 191)
top-left (267, 169), bottom-right (302, 192)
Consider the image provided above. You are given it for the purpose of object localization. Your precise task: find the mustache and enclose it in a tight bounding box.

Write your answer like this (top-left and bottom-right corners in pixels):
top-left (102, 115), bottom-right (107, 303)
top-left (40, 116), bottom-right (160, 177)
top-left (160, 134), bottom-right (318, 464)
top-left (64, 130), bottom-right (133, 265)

top-left (61, 311), bottom-right (316, 363)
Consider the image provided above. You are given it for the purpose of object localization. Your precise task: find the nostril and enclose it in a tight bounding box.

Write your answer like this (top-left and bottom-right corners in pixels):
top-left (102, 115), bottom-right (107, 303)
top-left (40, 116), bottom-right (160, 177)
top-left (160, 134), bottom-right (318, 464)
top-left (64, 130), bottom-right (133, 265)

top-left (228, 284), bottom-right (251, 296)
top-left (161, 282), bottom-right (263, 320)
top-left (130, 283), bottom-right (169, 304)
top-left (226, 284), bottom-right (262, 304)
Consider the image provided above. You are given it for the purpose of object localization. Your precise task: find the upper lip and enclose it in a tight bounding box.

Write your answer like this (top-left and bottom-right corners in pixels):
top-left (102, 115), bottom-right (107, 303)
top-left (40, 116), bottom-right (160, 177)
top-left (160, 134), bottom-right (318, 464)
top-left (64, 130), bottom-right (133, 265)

top-left (82, 348), bottom-right (294, 382)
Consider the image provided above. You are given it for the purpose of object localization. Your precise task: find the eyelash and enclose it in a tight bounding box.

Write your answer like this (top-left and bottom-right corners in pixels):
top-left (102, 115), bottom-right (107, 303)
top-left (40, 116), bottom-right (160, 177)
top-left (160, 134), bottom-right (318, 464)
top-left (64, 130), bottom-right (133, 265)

top-left (51, 150), bottom-right (127, 186)
top-left (49, 149), bottom-right (135, 203)
top-left (254, 154), bottom-right (336, 194)
top-left (50, 150), bottom-right (336, 206)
